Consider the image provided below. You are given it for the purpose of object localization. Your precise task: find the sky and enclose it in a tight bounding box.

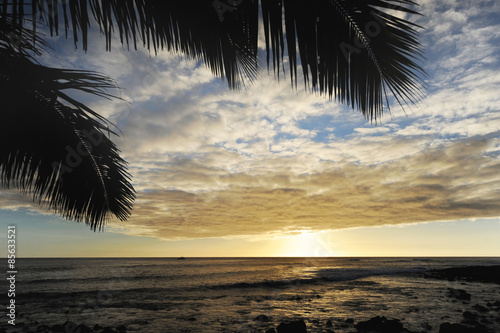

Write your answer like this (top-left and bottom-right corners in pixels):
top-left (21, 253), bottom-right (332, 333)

top-left (1, 0), bottom-right (500, 257)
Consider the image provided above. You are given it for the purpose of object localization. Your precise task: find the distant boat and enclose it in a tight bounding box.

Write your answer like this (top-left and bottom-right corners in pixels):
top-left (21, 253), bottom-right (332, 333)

top-left (177, 257), bottom-right (186, 260)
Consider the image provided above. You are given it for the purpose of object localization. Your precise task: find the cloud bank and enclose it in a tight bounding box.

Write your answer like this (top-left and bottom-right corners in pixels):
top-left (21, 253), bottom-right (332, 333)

top-left (2, 1), bottom-right (500, 240)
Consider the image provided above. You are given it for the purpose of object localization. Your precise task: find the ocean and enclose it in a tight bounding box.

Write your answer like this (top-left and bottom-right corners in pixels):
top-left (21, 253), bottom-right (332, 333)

top-left (2, 257), bottom-right (500, 332)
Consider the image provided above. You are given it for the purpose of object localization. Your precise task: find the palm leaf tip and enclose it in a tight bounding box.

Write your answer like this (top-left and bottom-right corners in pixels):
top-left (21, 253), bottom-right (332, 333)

top-left (264, 0), bottom-right (426, 119)
top-left (1, 38), bottom-right (135, 230)
top-left (4, 0), bottom-right (425, 119)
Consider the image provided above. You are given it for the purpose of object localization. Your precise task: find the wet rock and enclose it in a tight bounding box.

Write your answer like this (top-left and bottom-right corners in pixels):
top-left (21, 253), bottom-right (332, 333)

top-left (116, 325), bottom-right (127, 332)
top-left (448, 288), bottom-right (471, 301)
top-left (473, 304), bottom-right (489, 313)
top-left (35, 324), bottom-right (50, 332)
top-left (276, 319), bottom-right (307, 333)
top-left (255, 314), bottom-right (270, 322)
top-left (421, 322), bottom-right (432, 331)
top-left (50, 324), bottom-right (64, 333)
top-left (406, 306), bottom-right (419, 313)
top-left (101, 327), bottom-right (116, 333)
top-left (425, 265), bottom-right (500, 284)
top-left (76, 324), bottom-right (92, 333)
top-left (355, 316), bottom-right (403, 333)
top-left (462, 311), bottom-right (478, 322)
top-left (439, 322), bottom-right (489, 333)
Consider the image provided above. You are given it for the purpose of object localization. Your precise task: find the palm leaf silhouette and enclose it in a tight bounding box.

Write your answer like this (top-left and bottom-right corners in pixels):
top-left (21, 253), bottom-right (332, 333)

top-left (3, 0), bottom-right (425, 115)
top-left (1, 19), bottom-right (135, 229)
top-left (1, 0), bottom-right (425, 229)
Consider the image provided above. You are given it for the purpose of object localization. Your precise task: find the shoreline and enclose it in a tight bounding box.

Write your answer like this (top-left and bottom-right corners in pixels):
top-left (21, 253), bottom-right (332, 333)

top-left (3, 263), bottom-right (500, 332)
top-left (423, 265), bottom-right (500, 284)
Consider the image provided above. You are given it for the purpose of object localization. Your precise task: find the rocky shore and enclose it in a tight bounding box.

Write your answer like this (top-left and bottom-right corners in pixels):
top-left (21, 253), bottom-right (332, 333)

top-left (3, 295), bottom-right (500, 332)
top-left (0, 321), bottom-right (126, 333)
top-left (3, 265), bottom-right (499, 333)
top-left (423, 265), bottom-right (500, 284)
top-left (3, 308), bottom-right (500, 333)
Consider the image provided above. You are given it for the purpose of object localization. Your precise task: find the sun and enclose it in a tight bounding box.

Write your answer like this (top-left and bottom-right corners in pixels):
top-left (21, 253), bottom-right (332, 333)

top-left (281, 231), bottom-right (340, 257)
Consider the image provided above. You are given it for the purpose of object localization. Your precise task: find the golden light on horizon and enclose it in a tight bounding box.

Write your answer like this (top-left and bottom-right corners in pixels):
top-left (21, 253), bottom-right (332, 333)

top-left (280, 231), bottom-right (342, 257)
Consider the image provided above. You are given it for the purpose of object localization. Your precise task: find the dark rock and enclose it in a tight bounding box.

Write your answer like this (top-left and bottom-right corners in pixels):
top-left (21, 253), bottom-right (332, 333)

top-left (76, 324), bottom-right (92, 333)
top-left (425, 265), bottom-right (500, 284)
top-left (474, 323), bottom-right (491, 333)
top-left (116, 325), bottom-right (127, 332)
top-left (266, 329), bottom-right (277, 333)
top-left (94, 324), bottom-right (103, 331)
top-left (255, 314), bottom-right (270, 322)
top-left (473, 304), bottom-right (489, 313)
top-left (326, 319), bottom-right (333, 327)
top-left (355, 316), bottom-right (403, 333)
top-left (187, 317), bottom-right (196, 321)
top-left (325, 330), bottom-right (335, 333)
top-left (36, 324), bottom-right (50, 332)
top-left (493, 300), bottom-right (500, 307)
top-left (131, 319), bottom-right (149, 326)
top-left (101, 327), bottom-right (116, 333)
top-left (462, 311), bottom-right (478, 322)
top-left (448, 288), bottom-right (471, 301)
top-left (422, 322), bottom-right (432, 331)
top-left (276, 319), bottom-right (307, 333)
top-left (345, 318), bottom-right (354, 324)
top-left (439, 322), bottom-right (489, 333)
top-left (50, 324), bottom-right (64, 333)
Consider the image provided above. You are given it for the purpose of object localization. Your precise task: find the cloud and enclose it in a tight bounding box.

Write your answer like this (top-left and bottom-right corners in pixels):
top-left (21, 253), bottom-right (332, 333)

top-left (354, 127), bottom-right (391, 135)
top-left (0, 190), bottom-right (55, 215)
top-left (2, 1), bottom-right (500, 242)
top-left (106, 134), bottom-right (500, 240)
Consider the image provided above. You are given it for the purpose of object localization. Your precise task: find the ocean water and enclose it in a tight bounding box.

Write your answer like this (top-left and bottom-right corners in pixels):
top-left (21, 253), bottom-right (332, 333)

top-left (3, 257), bottom-right (500, 332)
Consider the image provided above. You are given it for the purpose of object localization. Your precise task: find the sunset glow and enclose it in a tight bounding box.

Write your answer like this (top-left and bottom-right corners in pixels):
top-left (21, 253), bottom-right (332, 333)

top-left (1, 0), bottom-right (500, 258)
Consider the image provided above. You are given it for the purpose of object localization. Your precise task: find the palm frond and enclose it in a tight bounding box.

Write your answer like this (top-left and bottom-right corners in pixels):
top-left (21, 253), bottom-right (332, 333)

top-left (0, 26), bottom-right (135, 229)
top-left (2, 0), bottom-right (425, 118)
top-left (9, 0), bottom-right (261, 89)
top-left (265, 0), bottom-right (426, 120)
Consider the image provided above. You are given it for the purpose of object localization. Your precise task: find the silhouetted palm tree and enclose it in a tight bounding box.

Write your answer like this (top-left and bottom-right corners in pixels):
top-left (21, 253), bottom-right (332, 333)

top-left (0, 18), bottom-right (135, 230)
top-left (0, 0), bottom-right (425, 229)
